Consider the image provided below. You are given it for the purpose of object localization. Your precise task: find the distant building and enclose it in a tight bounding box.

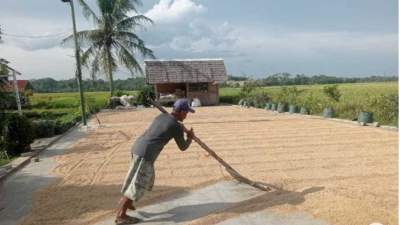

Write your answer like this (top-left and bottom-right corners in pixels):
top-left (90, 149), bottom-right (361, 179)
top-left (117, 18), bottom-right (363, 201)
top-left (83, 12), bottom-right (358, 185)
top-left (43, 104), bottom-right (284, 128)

top-left (145, 59), bottom-right (228, 105)
top-left (2, 80), bottom-right (34, 95)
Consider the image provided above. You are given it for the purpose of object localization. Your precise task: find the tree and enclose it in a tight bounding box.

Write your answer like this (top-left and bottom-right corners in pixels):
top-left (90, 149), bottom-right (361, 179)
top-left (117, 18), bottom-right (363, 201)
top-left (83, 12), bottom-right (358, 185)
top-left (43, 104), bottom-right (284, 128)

top-left (63, 0), bottom-right (155, 96)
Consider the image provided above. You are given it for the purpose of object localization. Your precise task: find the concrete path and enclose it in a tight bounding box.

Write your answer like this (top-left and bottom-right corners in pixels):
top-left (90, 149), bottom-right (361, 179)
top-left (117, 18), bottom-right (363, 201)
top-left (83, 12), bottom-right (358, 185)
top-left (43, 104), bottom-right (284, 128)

top-left (96, 180), bottom-right (263, 225)
top-left (95, 180), bottom-right (329, 225)
top-left (0, 126), bottom-right (88, 225)
top-left (216, 211), bottom-right (329, 225)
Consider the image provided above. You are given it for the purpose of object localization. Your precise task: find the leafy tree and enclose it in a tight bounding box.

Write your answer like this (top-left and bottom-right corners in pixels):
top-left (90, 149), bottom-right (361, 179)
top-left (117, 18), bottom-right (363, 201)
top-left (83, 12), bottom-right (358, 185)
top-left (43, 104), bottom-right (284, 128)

top-left (63, 0), bottom-right (155, 96)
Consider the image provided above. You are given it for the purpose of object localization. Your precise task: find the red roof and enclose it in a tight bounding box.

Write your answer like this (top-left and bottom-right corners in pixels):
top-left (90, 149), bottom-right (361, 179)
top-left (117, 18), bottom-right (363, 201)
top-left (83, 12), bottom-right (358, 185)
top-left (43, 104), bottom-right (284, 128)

top-left (1, 80), bottom-right (32, 92)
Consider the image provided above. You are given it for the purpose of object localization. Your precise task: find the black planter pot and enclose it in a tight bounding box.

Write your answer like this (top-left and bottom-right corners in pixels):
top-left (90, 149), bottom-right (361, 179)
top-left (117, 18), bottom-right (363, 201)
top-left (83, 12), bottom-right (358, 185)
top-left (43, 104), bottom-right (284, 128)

top-left (323, 107), bottom-right (335, 118)
top-left (289, 105), bottom-right (298, 113)
top-left (300, 107), bottom-right (309, 115)
top-left (270, 103), bottom-right (277, 111)
top-left (277, 102), bottom-right (287, 113)
top-left (358, 111), bottom-right (373, 123)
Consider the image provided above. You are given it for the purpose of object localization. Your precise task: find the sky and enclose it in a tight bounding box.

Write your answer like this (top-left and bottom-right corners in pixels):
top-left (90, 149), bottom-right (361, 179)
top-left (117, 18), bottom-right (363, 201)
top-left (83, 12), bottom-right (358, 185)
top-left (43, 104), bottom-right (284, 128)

top-left (0, 0), bottom-right (398, 80)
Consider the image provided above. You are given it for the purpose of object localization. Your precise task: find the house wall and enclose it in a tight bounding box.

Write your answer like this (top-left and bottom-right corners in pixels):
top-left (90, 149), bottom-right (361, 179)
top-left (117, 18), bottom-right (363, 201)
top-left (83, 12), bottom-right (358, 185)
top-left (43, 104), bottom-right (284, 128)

top-left (155, 83), bottom-right (186, 98)
top-left (187, 83), bottom-right (219, 106)
top-left (155, 82), bottom-right (220, 105)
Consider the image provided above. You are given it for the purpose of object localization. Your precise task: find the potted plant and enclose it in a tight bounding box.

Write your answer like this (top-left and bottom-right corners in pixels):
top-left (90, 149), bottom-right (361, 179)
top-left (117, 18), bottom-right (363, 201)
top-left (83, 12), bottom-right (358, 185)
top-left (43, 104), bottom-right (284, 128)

top-left (322, 85), bottom-right (341, 118)
top-left (287, 87), bottom-right (301, 113)
top-left (276, 87), bottom-right (289, 113)
top-left (271, 103), bottom-right (277, 111)
top-left (357, 95), bottom-right (374, 125)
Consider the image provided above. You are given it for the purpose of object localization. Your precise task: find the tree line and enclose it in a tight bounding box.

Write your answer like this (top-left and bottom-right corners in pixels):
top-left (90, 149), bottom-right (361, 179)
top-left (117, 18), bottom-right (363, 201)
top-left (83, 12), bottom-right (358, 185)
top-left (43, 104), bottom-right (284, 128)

top-left (30, 73), bottom-right (397, 93)
top-left (30, 77), bottom-right (145, 93)
top-left (222, 73), bottom-right (397, 87)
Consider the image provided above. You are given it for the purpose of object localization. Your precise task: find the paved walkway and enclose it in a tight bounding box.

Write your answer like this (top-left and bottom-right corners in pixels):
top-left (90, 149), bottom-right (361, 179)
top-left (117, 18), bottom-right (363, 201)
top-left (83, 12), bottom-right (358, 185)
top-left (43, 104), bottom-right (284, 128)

top-left (95, 180), bottom-right (329, 225)
top-left (216, 211), bottom-right (329, 225)
top-left (0, 126), bottom-right (88, 225)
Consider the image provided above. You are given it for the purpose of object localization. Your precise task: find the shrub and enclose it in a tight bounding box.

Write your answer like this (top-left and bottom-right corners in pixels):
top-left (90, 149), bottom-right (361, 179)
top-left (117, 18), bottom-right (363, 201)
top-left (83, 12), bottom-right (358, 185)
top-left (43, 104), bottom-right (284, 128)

top-left (115, 90), bottom-right (129, 97)
top-left (54, 120), bottom-right (75, 134)
top-left (370, 93), bottom-right (398, 126)
top-left (300, 92), bottom-right (324, 114)
top-left (32, 120), bottom-right (56, 138)
top-left (239, 83), bottom-right (256, 99)
top-left (1, 114), bottom-right (34, 156)
top-left (286, 87), bottom-right (302, 105)
top-left (247, 91), bottom-right (270, 108)
top-left (137, 85), bottom-right (155, 107)
top-left (276, 87), bottom-right (290, 104)
top-left (220, 95), bottom-right (240, 104)
top-left (1, 93), bottom-right (31, 109)
top-left (323, 85), bottom-right (341, 103)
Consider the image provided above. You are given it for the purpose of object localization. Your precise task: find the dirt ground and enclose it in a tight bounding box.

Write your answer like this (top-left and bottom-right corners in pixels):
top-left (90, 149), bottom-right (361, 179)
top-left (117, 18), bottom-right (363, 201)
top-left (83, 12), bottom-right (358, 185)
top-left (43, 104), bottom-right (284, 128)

top-left (21, 106), bottom-right (398, 225)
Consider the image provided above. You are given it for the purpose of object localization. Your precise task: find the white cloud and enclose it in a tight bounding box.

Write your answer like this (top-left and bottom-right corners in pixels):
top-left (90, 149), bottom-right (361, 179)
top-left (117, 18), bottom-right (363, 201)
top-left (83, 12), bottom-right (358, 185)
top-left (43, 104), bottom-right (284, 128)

top-left (145, 0), bottom-right (206, 24)
top-left (0, 45), bottom-right (76, 79)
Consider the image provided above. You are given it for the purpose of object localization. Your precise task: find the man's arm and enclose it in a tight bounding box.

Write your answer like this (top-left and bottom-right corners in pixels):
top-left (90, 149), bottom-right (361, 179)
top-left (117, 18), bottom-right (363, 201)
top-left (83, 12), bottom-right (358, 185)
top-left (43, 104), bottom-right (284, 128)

top-left (173, 124), bottom-right (193, 151)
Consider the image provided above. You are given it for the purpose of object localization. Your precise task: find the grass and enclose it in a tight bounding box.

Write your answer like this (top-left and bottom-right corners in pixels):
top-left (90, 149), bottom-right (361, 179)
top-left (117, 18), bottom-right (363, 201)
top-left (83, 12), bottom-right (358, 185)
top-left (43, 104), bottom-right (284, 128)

top-left (18, 82), bottom-right (398, 128)
top-left (220, 82), bottom-right (398, 126)
top-left (0, 158), bottom-right (11, 166)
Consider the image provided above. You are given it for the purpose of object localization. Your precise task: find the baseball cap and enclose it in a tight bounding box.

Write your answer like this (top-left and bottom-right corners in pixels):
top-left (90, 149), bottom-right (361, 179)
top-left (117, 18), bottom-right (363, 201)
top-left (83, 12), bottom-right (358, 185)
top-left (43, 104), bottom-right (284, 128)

top-left (173, 98), bottom-right (195, 113)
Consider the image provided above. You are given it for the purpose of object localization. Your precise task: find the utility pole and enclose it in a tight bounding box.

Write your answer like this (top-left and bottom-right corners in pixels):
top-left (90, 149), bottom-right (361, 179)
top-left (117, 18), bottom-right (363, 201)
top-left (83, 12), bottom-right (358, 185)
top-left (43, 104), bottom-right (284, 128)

top-left (62, 0), bottom-right (87, 125)
top-left (12, 70), bottom-right (22, 115)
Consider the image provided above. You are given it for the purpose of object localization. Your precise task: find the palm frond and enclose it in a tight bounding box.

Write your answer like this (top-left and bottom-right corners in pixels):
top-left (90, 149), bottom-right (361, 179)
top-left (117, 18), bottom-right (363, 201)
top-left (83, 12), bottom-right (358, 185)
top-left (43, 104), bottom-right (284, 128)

top-left (112, 0), bottom-right (143, 15)
top-left (116, 31), bottom-right (155, 58)
top-left (62, 29), bottom-right (102, 46)
top-left (115, 40), bottom-right (143, 75)
top-left (89, 52), bottom-right (101, 80)
top-left (99, 46), bottom-right (117, 80)
top-left (78, 0), bottom-right (100, 23)
top-left (81, 45), bottom-right (97, 66)
top-left (97, 0), bottom-right (115, 18)
top-left (115, 15), bottom-right (153, 30)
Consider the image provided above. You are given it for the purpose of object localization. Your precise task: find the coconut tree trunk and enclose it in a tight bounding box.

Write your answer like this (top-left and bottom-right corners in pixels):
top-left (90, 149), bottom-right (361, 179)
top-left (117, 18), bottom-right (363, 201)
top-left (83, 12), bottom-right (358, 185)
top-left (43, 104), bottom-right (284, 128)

top-left (107, 51), bottom-right (114, 96)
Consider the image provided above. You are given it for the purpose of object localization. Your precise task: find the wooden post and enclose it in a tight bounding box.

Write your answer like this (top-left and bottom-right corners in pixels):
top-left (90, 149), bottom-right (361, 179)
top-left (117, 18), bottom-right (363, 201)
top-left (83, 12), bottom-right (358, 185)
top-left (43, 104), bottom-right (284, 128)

top-left (185, 82), bottom-right (189, 98)
top-left (154, 84), bottom-right (159, 100)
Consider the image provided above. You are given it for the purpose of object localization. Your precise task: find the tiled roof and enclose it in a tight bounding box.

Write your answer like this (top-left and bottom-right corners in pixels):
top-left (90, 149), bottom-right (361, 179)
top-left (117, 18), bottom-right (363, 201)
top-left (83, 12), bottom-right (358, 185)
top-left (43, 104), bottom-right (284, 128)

top-left (145, 59), bottom-right (227, 84)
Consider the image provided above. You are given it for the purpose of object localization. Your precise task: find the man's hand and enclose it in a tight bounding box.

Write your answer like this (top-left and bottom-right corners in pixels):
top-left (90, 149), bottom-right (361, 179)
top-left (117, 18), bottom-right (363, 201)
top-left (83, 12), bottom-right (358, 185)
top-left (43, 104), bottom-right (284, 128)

top-left (187, 127), bottom-right (195, 139)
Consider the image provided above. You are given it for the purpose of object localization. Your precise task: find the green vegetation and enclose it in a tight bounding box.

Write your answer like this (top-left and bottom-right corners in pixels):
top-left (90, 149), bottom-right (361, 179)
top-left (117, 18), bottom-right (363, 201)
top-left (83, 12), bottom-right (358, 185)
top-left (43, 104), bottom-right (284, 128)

top-left (221, 82), bottom-right (398, 126)
top-left (26, 91), bottom-right (138, 138)
top-left (1, 114), bottom-right (34, 156)
top-left (0, 81), bottom-right (396, 164)
top-left (30, 77), bottom-right (146, 93)
top-left (222, 73), bottom-right (397, 88)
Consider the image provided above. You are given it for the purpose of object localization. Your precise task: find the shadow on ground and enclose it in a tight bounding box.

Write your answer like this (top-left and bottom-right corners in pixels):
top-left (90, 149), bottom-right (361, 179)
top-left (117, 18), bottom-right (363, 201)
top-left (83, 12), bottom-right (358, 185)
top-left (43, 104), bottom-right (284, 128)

top-left (136, 186), bottom-right (324, 224)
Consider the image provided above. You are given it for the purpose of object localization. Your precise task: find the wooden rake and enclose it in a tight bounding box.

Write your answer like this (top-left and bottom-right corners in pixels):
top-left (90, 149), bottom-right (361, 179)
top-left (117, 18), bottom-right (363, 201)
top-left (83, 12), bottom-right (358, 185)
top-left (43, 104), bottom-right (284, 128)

top-left (150, 100), bottom-right (272, 192)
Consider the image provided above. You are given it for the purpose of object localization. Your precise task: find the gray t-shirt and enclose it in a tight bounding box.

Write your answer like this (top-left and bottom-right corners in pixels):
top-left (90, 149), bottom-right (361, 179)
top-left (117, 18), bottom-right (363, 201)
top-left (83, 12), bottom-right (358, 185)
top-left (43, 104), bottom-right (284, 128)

top-left (132, 113), bottom-right (192, 163)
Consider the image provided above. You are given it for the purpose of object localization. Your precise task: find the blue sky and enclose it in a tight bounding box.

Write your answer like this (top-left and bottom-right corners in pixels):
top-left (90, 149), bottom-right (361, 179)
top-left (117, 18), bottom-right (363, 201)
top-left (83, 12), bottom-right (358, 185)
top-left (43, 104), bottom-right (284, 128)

top-left (0, 0), bottom-right (398, 80)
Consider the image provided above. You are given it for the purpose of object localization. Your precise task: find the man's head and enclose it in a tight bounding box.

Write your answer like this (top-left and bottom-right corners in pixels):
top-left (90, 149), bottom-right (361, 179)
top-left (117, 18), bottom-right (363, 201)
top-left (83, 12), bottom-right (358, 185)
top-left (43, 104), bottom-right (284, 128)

top-left (171, 98), bottom-right (195, 121)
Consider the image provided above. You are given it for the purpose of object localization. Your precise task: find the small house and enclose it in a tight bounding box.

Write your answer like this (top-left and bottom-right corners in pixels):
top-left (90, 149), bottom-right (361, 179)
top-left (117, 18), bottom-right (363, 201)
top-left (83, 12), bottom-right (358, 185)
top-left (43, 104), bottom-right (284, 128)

top-left (2, 80), bottom-right (34, 95)
top-left (145, 59), bottom-right (227, 106)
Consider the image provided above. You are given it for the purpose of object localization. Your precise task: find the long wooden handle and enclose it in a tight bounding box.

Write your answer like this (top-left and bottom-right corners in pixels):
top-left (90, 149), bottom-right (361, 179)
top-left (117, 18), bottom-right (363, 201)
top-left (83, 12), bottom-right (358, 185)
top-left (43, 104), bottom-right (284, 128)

top-left (150, 99), bottom-right (271, 192)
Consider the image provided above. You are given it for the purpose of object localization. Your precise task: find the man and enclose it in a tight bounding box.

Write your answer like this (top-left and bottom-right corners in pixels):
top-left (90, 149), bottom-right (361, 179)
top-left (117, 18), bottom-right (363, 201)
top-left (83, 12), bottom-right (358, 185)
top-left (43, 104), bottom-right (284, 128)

top-left (115, 98), bottom-right (195, 225)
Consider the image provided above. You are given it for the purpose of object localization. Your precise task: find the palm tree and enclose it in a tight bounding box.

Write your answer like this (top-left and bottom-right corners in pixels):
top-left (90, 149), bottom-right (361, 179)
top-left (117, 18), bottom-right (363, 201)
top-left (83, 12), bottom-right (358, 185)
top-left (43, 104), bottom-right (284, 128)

top-left (63, 0), bottom-right (155, 96)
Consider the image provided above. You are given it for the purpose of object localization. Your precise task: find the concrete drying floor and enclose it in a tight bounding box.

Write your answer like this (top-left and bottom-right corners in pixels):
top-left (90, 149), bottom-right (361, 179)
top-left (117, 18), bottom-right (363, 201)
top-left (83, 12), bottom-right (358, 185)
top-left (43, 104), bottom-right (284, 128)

top-left (11, 106), bottom-right (398, 225)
